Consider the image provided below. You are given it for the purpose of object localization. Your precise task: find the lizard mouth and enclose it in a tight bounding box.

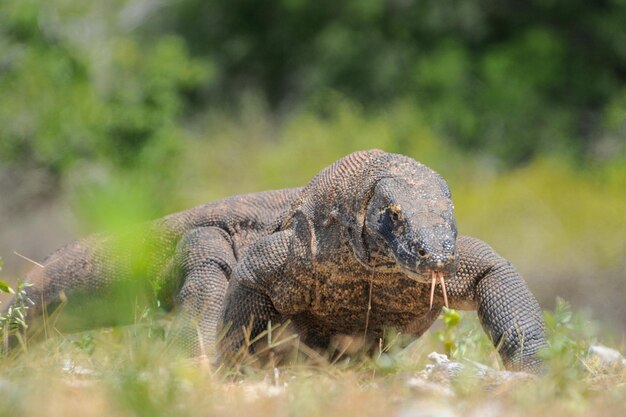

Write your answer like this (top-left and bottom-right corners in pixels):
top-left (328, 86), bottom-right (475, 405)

top-left (404, 269), bottom-right (450, 310)
top-left (402, 269), bottom-right (450, 309)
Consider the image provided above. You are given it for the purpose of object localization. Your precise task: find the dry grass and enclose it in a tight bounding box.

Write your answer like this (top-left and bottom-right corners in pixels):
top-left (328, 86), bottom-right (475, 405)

top-left (1, 302), bottom-right (625, 417)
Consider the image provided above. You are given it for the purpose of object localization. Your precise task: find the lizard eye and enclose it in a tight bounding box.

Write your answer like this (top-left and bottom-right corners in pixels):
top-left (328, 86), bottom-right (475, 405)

top-left (385, 204), bottom-right (404, 232)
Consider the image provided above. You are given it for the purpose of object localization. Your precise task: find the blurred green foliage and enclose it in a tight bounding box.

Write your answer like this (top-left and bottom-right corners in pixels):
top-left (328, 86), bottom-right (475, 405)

top-left (0, 0), bottom-right (208, 223)
top-left (167, 0), bottom-right (626, 164)
top-left (1, 0), bottom-right (624, 182)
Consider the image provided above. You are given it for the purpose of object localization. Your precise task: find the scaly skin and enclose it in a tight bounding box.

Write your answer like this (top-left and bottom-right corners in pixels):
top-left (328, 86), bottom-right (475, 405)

top-left (7, 150), bottom-right (547, 372)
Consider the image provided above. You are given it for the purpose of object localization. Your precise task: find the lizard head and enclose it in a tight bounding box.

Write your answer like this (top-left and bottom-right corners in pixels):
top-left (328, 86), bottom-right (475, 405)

top-left (363, 174), bottom-right (459, 282)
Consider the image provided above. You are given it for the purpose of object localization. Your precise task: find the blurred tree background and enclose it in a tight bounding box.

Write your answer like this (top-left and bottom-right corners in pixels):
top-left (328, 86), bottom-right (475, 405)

top-left (0, 0), bottom-right (625, 331)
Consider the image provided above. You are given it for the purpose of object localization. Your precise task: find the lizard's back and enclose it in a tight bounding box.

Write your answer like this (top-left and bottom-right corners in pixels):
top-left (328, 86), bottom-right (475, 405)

top-left (156, 187), bottom-right (302, 255)
top-left (13, 187), bottom-right (302, 329)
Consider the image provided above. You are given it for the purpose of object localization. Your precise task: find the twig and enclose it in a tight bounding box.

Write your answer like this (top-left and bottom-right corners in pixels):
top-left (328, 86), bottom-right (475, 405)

top-left (13, 251), bottom-right (44, 268)
top-left (363, 274), bottom-right (374, 340)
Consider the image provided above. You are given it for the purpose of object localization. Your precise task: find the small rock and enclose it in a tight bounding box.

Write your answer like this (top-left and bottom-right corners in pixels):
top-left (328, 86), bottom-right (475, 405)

top-left (411, 352), bottom-right (533, 392)
top-left (62, 358), bottom-right (97, 377)
top-left (587, 344), bottom-right (626, 369)
top-left (422, 352), bottom-right (466, 380)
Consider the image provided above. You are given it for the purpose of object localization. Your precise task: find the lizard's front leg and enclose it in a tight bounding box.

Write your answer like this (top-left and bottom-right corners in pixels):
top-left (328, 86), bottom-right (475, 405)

top-left (218, 229), bottom-right (308, 362)
top-left (171, 226), bottom-right (235, 356)
top-left (447, 236), bottom-right (548, 372)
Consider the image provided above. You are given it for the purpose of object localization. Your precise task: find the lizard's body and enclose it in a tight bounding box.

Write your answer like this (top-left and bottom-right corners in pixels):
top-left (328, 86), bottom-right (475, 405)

top-left (8, 150), bottom-right (547, 371)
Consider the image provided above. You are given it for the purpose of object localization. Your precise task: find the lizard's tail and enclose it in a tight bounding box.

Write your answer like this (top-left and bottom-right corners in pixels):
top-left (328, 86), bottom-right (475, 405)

top-left (3, 234), bottom-right (166, 353)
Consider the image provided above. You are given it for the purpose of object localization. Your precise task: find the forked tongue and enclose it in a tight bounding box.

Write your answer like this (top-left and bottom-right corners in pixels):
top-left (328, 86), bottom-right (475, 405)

top-left (429, 271), bottom-right (449, 310)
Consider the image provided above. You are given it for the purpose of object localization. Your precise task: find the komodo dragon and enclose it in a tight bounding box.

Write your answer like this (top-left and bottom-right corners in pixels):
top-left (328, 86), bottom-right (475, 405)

top-left (6, 150), bottom-right (547, 372)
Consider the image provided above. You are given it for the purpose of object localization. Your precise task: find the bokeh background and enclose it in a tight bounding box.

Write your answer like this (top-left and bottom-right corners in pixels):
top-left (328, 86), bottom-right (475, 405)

top-left (0, 0), bottom-right (625, 335)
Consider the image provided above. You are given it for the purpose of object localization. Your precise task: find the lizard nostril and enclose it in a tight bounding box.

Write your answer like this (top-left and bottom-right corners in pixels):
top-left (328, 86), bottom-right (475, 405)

top-left (418, 248), bottom-right (427, 257)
